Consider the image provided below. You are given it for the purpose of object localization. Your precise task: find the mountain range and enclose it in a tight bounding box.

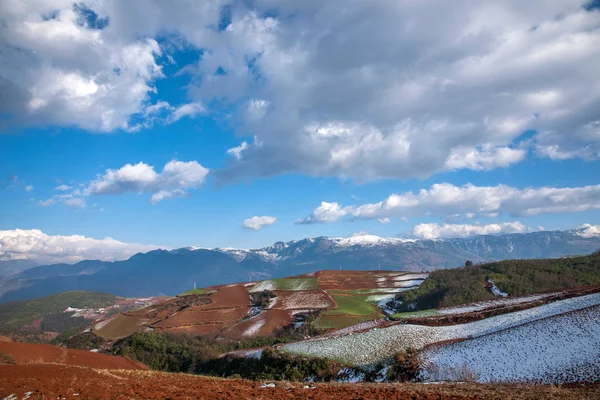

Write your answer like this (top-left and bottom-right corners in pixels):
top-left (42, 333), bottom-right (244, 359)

top-left (1, 227), bottom-right (599, 303)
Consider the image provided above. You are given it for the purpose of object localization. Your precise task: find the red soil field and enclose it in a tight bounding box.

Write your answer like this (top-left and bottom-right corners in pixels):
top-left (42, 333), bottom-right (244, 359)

top-left (1, 364), bottom-right (597, 400)
top-left (316, 270), bottom-right (383, 290)
top-left (156, 323), bottom-right (224, 336)
top-left (0, 341), bottom-right (147, 370)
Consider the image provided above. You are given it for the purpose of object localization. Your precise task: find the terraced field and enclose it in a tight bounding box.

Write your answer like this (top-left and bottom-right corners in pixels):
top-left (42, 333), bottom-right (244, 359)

top-left (88, 270), bottom-right (427, 341)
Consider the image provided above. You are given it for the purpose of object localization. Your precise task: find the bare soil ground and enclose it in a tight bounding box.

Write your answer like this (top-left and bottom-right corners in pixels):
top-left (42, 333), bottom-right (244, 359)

top-left (0, 341), bottom-right (147, 370)
top-left (1, 365), bottom-right (598, 400)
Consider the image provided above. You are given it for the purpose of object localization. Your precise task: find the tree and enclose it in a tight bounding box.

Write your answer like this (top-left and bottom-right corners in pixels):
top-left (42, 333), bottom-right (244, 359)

top-left (465, 260), bottom-right (473, 267)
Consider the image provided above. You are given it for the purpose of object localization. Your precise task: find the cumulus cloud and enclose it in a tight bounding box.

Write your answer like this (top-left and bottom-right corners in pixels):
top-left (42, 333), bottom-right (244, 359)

top-left (412, 221), bottom-right (530, 239)
top-left (296, 202), bottom-right (351, 224)
top-left (24, 185), bottom-right (34, 192)
top-left (205, 1), bottom-right (600, 182)
top-left (243, 216), bottom-right (277, 230)
top-left (55, 185), bottom-right (72, 191)
top-left (0, 229), bottom-right (160, 264)
top-left (86, 160), bottom-right (209, 202)
top-left (301, 182), bottom-right (600, 223)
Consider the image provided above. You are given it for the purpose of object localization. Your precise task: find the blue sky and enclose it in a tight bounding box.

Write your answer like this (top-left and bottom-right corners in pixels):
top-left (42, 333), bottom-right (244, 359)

top-left (1, 0), bottom-right (600, 263)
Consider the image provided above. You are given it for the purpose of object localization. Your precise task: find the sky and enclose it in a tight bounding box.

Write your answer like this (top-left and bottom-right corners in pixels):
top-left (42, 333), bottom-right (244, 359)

top-left (1, 0), bottom-right (600, 264)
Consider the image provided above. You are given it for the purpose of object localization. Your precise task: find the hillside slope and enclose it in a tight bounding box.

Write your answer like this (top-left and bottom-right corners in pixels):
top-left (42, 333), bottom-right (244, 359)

top-left (392, 251), bottom-right (600, 311)
top-left (1, 228), bottom-right (599, 302)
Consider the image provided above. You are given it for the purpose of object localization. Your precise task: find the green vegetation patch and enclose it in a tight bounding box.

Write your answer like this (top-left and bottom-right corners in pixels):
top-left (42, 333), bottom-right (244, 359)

top-left (177, 288), bottom-right (214, 296)
top-left (0, 291), bottom-right (116, 333)
top-left (389, 309), bottom-right (440, 320)
top-left (312, 314), bottom-right (378, 330)
top-left (326, 294), bottom-right (381, 316)
top-left (393, 252), bottom-right (600, 312)
top-left (271, 277), bottom-right (319, 291)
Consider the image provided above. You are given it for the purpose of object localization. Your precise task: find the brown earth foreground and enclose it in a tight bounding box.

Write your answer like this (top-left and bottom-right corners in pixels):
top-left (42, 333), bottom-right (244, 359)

top-left (1, 365), bottom-right (599, 400)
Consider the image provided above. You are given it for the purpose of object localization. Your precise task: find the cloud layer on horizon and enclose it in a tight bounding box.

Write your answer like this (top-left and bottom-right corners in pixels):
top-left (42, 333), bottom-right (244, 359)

top-left (299, 182), bottom-right (600, 224)
top-left (0, 228), bottom-right (161, 264)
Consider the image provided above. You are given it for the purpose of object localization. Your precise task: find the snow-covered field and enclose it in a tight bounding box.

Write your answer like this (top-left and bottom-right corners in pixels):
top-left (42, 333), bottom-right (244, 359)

top-left (275, 292), bottom-right (332, 310)
top-left (283, 292), bottom-right (600, 366)
top-left (437, 291), bottom-right (563, 315)
top-left (420, 305), bottom-right (600, 384)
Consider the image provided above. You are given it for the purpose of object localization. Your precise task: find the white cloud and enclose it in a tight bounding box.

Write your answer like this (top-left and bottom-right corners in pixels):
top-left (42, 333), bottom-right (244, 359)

top-left (351, 231), bottom-right (370, 237)
top-left (24, 185), bottom-right (34, 192)
top-left (444, 146), bottom-right (527, 171)
top-left (243, 216), bottom-right (277, 230)
top-left (0, 228), bottom-right (160, 264)
top-left (0, 1), bottom-right (166, 132)
top-left (38, 198), bottom-right (56, 207)
top-left (86, 160), bottom-right (209, 202)
top-left (204, 1), bottom-right (600, 182)
top-left (226, 141), bottom-right (249, 160)
top-left (168, 102), bottom-right (205, 123)
top-left (3, 1), bottom-right (599, 183)
top-left (412, 221), bottom-right (530, 239)
top-left (55, 185), bottom-right (72, 191)
top-left (377, 218), bottom-right (391, 224)
top-left (301, 182), bottom-right (600, 223)
top-left (64, 197), bottom-right (86, 209)
top-left (150, 189), bottom-right (189, 204)
top-left (296, 201), bottom-right (351, 224)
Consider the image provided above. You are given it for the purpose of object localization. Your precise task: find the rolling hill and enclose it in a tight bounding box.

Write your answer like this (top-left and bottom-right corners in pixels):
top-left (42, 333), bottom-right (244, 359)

top-left (1, 228), bottom-right (599, 303)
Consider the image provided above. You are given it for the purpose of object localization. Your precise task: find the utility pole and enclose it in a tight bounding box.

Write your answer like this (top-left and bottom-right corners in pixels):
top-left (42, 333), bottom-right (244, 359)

top-left (194, 282), bottom-right (196, 290)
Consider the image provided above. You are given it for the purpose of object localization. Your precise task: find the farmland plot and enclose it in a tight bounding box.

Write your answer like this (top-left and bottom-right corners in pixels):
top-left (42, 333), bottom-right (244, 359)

top-left (420, 305), bottom-right (600, 384)
top-left (283, 292), bottom-right (600, 366)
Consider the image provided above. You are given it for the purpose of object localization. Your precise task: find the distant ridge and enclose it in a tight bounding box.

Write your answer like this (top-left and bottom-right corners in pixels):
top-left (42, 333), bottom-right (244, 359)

top-left (1, 227), bottom-right (599, 303)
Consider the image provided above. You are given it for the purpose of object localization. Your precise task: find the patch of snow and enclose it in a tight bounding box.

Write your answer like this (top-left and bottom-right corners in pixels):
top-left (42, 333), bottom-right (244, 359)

top-left (89, 349), bottom-right (99, 352)
top-left (336, 368), bottom-right (366, 383)
top-left (333, 235), bottom-right (417, 247)
top-left (488, 278), bottom-right (508, 297)
top-left (249, 280), bottom-right (275, 293)
top-left (267, 296), bottom-right (279, 309)
top-left (574, 223), bottom-right (600, 238)
top-left (259, 383), bottom-right (276, 388)
top-left (242, 319), bottom-right (266, 337)
top-left (438, 292), bottom-right (561, 315)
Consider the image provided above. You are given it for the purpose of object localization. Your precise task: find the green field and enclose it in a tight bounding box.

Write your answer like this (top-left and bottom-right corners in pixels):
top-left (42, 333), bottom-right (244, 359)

top-left (177, 288), bottom-right (214, 296)
top-left (272, 277), bottom-right (319, 290)
top-left (326, 294), bottom-right (381, 316)
top-left (389, 309), bottom-right (440, 320)
top-left (312, 314), bottom-right (378, 329)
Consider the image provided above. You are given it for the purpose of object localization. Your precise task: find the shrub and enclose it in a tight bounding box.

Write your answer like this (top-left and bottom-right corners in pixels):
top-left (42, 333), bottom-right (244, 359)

top-left (387, 348), bottom-right (421, 382)
top-left (0, 352), bottom-right (16, 365)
